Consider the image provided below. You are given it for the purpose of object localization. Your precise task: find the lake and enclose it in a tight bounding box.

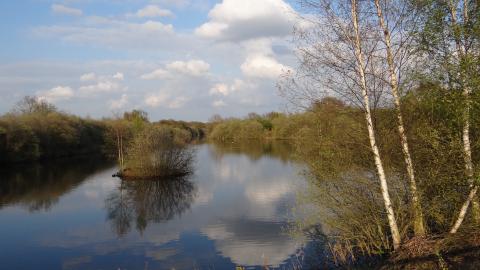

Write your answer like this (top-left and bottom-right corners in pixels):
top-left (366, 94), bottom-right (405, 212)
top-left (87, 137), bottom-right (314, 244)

top-left (0, 142), bottom-right (316, 270)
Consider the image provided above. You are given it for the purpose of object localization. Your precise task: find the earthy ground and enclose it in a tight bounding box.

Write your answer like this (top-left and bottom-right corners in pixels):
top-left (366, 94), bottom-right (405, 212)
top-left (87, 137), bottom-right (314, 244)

top-left (381, 230), bottom-right (480, 269)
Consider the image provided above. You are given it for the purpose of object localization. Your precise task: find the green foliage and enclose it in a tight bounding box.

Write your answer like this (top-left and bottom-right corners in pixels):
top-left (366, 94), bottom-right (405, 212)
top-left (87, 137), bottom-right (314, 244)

top-left (209, 119), bottom-right (265, 141)
top-left (0, 112), bottom-right (108, 162)
top-left (0, 116), bottom-right (40, 162)
top-left (123, 110), bottom-right (149, 135)
top-left (0, 97), bottom-right (207, 164)
top-left (13, 96), bottom-right (57, 115)
top-left (288, 86), bottom-right (480, 260)
top-left (155, 119), bottom-right (206, 141)
top-left (122, 126), bottom-right (194, 179)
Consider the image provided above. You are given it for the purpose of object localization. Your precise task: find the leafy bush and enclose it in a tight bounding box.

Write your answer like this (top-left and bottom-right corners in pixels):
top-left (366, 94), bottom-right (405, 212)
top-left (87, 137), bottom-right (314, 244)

top-left (121, 126), bottom-right (195, 179)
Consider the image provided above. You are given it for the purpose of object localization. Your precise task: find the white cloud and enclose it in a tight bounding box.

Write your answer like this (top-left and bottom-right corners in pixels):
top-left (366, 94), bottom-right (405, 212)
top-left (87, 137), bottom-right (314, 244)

top-left (79, 80), bottom-right (122, 94)
top-left (37, 86), bottom-right (74, 103)
top-left (141, 68), bottom-right (170, 80)
top-left (131, 5), bottom-right (174, 18)
top-left (210, 79), bottom-right (257, 98)
top-left (78, 72), bottom-right (127, 95)
top-left (144, 92), bottom-right (189, 109)
top-left (80, 72), bottom-right (96, 81)
top-left (213, 99), bottom-right (226, 107)
top-left (141, 20), bottom-right (174, 32)
top-left (168, 96), bottom-right (189, 109)
top-left (112, 72), bottom-right (124, 80)
top-left (195, 0), bottom-right (299, 41)
top-left (241, 55), bottom-right (290, 79)
top-left (145, 92), bottom-right (169, 107)
top-left (141, 59), bottom-right (210, 80)
top-left (245, 181), bottom-right (291, 204)
top-left (209, 83), bottom-right (230, 96)
top-left (231, 79), bottom-right (256, 93)
top-left (51, 4), bottom-right (83, 16)
top-left (166, 60), bottom-right (210, 76)
top-left (34, 19), bottom-right (176, 50)
top-left (109, 94), bottom-right (128, 110)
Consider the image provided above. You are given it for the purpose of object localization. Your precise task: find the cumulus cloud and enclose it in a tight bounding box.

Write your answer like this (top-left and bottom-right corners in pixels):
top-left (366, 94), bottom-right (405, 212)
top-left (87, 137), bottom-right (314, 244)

top-left (141, 68), bottom-right (170, 80)
top-left (141, 59), bottom-right (210, 80)
top-left (209, 83), bottom-right (231, 96)
top-left (166, 60), bottom-right (210, 76)
top-left (213, 99), bottom-right (226, 107)
top-left (208, 78), bottom-right (272, 107)
top-left (168, 96), bottom-right (189, 109)
top-left (78, 81), bottom-right (120, 93)
top-left (145, 92), bottom-right (169, 107)
top-left (130, 5), bottom-right (174, 18)
top-left (79, 81), bottom-right (122, 94)
top-left (78, 72), bottom-right (127, 95)
top-left (77, 72), bottom-right (127, 95)
top-left (34, 19), bottom-right (176, 50)
top-left (109, 94), bottom-right (128, 110)
top-left (241, 55), bottom-right (290, 79)
top-left (37, 86), bottom-right (74, 102)
top-left (195, 0), bottom-right (300, 41)
top-left (51, 4), bottom-right (83, 16)
top-left (230, 79), bottom-right (257, 94)
top-left (80, 72), bottom-right (96, 81)
top-left (144, 92), bottom-right (189, 109)
top-left (19, 0), bottom-right (300, 120)
top-left (112, 72), bottom-right (124, 80)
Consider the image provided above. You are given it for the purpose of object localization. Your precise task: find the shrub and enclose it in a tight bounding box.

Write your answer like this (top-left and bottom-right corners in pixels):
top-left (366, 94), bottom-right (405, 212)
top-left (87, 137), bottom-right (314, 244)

top-left (121, 127), bottom-right (194, 179)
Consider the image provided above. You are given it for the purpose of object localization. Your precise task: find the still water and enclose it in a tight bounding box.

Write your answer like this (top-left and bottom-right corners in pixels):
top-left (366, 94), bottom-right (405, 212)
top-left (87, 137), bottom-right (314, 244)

top-left (0, 142), bottom-right (311, 270)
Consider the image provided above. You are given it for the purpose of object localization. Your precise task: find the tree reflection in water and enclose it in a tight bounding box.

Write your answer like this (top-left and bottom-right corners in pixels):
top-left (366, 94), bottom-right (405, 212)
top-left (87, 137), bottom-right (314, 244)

top-left (0, 157), bottom-right (113, 212)
top-left (105, 175), bottom-right (196, 237)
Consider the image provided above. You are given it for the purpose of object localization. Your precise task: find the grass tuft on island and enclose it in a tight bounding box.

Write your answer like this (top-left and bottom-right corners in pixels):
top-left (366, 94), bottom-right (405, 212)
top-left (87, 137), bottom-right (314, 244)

top-left (113, 126), bottom-right (195, 180)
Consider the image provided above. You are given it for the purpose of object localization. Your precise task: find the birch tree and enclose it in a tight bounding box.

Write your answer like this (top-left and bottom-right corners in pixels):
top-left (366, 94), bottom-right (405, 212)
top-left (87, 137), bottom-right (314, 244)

top-left (281, 0), bottom-right (401, 249)
top-left (415, 0), bottom-right (480, 233)
top-left (352, 0), bottom-right (401, 248)
top-left (446, 0), bottom-right (480, 233)
top-left (372, 0), bottom-right (426, 236)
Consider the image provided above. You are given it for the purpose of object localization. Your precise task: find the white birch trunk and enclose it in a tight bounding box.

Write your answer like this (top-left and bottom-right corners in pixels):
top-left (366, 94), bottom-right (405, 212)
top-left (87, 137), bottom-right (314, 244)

top-left (351, 0), bottom-right (401, 250)
top-left (373, 0), bottom-right (426, 236)
top-left (448, 0), bottom-right (480, 232)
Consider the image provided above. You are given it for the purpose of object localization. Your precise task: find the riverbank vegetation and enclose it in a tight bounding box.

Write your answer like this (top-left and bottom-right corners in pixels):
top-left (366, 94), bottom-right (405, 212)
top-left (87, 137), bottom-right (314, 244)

top-left (206, 0), bottom-right (480, 267)
top-left (282, 0), bottom-right (480, 267)
top-left (0, 96), bottom-right (107, 162)
top-left (0, 97), bottom-right (205, 166)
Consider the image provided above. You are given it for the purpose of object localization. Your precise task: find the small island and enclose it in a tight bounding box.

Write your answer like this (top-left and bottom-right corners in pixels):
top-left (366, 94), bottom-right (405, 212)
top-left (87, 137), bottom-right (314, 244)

top-left (113, 126), bottom-right (195, 180)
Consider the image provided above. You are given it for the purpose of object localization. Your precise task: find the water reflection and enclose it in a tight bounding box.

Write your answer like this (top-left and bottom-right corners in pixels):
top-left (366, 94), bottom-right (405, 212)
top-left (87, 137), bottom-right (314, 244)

top-left (105, 176), bottom-right (196, 236)
top-left (0, 157), bottom-right (113, 211)
top-left (208, 139), bottom-right (294, 163)
top-left (0, 142), bottom-right (310, 270)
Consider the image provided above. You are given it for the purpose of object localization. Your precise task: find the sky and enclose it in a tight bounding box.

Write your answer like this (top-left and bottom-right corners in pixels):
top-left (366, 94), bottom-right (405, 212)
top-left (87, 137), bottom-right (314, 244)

top-left (0, 0), bottom-right (304, 121)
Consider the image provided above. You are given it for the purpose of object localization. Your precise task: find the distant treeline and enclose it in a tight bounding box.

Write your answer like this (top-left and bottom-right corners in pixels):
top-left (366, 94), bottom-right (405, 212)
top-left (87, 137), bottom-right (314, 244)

top-left (207, 97), bottom-right (353, 141)
top-left (0, 96), bottom-right (206, 163)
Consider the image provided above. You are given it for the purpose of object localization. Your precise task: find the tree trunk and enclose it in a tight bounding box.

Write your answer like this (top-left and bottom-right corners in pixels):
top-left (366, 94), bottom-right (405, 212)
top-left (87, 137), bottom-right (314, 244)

top-left (451, 186), bottom-right (478, 233)
top-left (448, 0), bottom-right (480, 232)
top-left (373, 0), bottom-right (426, 236)
top-left (120, 133), bottom-right (124, 169)
top-left (116, 130), bottom-right (122, 169)
top-left (351, 0), bottom-right (401, 250)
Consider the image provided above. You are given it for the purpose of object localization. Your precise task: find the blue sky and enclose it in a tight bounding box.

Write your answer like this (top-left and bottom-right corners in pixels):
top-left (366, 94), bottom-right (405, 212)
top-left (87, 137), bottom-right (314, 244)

top-left (0, 0), bottom-right (303, 121)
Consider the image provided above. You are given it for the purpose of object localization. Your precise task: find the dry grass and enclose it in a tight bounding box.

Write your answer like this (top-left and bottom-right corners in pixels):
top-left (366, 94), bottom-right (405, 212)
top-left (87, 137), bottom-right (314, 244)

top-left (383, 230), bottom-right (480, 269)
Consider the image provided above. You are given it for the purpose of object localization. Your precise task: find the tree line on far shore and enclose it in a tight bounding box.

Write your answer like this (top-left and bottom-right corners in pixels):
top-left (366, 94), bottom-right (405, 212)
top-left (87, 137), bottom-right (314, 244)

top-left (0, 96), bottom-right (205, 164)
